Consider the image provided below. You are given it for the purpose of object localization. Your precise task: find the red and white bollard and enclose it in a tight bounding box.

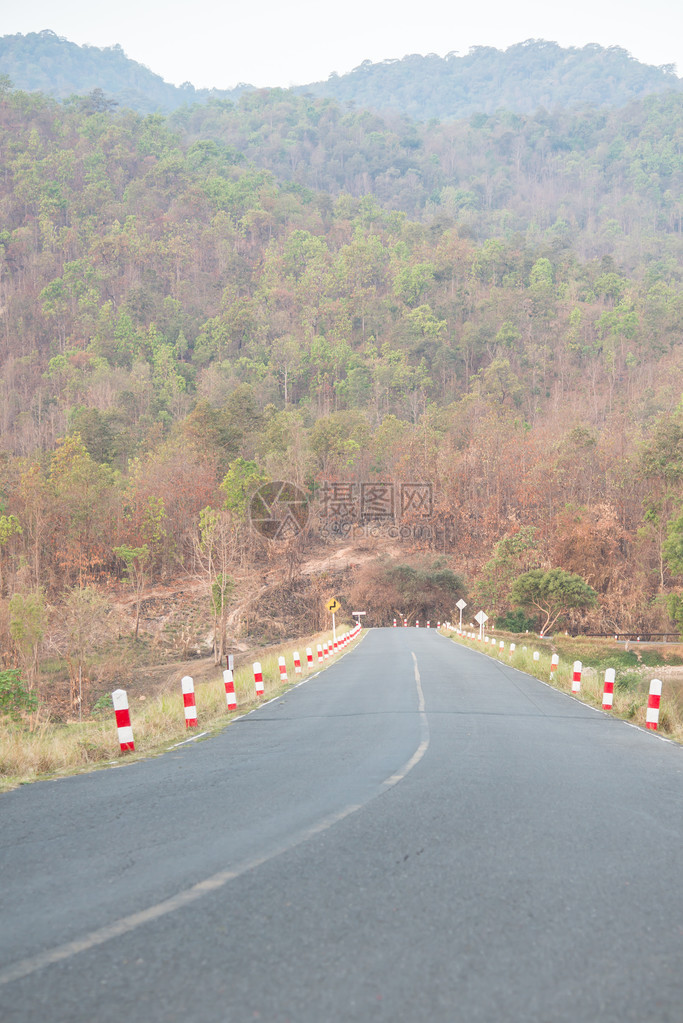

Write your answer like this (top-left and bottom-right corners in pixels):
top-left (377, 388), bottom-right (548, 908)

top-left (323, 642), bottom-right (329, 659)
top-left (437, 621), bottom-right (441, 628)
top-left (393, 619), bottom-right (397, 627)
top-left (509, 643), bottom-right (515, 658)
top-left (572, 661), bottom-right (582, 694)
top-left (646, 679), bottom-right (662, 730)
top-left (550, 653), bottom-right (559, 678)
top-left (112, 689), bottom-right (135, 752)
top-left (415, 621), bottom-right (419, 628)
top-left (602, 667), bottom-right (615, 711)
top-left (223, 669), bottom-right (237, 711)
top-left (293, 651), bottom-right (302, 675)
top-left (499, 640), bottom-right (505, 653)
top-left (403, 619), bottom-right (407, 627)
top-left (182, 675), bottom-right (197, 728)
top-left (306, 647), bottom-right (313, 668)
top-left (254, 661), bottom-right (264, 698)
top-left (317, 644), bottom-right (324, 663)
top-left (278, 656), bottom-right (288, 682)
top-left (427, 621), bottom-right (430, 629)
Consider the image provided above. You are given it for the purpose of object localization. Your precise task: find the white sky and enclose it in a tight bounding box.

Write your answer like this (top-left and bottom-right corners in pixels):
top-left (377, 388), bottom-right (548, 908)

top-left (3, 0), bottom-right (682, 89)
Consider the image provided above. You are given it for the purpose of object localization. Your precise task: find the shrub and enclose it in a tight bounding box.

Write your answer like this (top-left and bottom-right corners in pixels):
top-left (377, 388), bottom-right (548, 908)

top-left (600, 651), bottom-right (639, 670)
top-left (638, 650), bottom-right (683, 667)
top-left (495, 609), bottom-right (537, 633)
top-left (616, 670), bottom-right (641, 693)
top-left (0, 670), bottom-right (38, 719)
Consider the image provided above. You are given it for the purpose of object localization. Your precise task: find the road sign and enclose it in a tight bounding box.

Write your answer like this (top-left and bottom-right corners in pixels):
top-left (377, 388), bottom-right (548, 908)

top-left (474, 609), bottom-right (489, 641)
top-left (326, 598), bottom-right (341, 613)
top-left (456, 599), bottom-right (467, 610)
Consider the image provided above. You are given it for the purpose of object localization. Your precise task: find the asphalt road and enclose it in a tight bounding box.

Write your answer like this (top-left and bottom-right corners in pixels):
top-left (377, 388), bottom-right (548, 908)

top-left (1, 629), bottom-right (682, 1022)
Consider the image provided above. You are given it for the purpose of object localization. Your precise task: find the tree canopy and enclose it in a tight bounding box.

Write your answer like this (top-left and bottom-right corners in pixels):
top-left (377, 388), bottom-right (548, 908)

top-left (509, 569), bottom-right (598, 636)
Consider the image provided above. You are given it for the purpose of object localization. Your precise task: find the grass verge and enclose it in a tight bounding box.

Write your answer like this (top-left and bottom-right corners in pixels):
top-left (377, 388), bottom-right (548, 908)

top-left (0, 626), bottom-right (362, 792)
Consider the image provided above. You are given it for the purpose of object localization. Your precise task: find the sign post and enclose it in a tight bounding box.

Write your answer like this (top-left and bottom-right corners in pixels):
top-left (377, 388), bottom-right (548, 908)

top-left (326, 597), bottom-right (341, 646)
top-left (474, 610), bottom-right (489, 642)
top-left (456, 598), bottom-right (467, 631)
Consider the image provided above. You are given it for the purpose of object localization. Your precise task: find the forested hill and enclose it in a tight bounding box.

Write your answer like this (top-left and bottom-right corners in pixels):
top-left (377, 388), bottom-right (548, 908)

top-left (1, 81), bottom-right (682, 637)
top-left (0, 30), bottom-right (250, 113)
top-left (1, 31), bottom-right (681, 119)
top-left (172, 89), bottom-right (683, 241)
top-left (303, 40), bottom-right (683, 120)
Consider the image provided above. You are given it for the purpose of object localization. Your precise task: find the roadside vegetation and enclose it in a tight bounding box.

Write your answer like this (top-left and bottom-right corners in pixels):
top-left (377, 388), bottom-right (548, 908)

top-left (0, 625), bottom-right (359, 792)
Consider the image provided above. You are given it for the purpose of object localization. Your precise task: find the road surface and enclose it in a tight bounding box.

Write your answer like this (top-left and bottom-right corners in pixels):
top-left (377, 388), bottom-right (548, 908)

top-left (1, 629), bottom-right (682, 1021)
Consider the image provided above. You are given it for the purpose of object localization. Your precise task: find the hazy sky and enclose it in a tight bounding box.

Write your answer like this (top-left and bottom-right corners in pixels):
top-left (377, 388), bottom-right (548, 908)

top-left (4, 0), bottom-right (682, 89)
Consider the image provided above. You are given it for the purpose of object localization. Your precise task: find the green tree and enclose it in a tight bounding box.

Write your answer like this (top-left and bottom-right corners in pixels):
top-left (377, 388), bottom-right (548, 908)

top-left (113, 544), bottom-right (149, 639)
top-left (476, 528), bottom-right (539, 616)
top-left (9, 589), bottom-right (46, 692)
top-left (665, 594), bottom-right (683, 639)
top-left (220, 459), bottom-right (269, 520)
top-left (194, 506), bottom-right (236, 663)
top-left (211, 572), bottom-right (235, 666)
top-left (662, 510), bottom-right (683, 576)
top-left (0, 513), bottom-right (22, 596)
top-left (509, 568), bottom-right (597, 636)
top-left (49, 435), bottom-right (118, 586)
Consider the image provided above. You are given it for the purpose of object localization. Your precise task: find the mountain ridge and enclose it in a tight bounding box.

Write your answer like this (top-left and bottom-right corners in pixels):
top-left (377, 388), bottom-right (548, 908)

top-left (1, 30), bottom-right (681, 120)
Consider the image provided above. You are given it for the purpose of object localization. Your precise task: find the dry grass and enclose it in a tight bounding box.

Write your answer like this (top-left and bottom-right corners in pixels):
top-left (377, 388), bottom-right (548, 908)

top-left (442, 628), bottom-right (683, 745)
top-left (0, 626), bottom-right (360, 792)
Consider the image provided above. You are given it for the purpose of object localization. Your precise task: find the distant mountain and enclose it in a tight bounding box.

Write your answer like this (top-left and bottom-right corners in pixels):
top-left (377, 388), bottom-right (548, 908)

top-left (0, 30), bottom-right (251, 113)
top-left (1, 32), bottom-right (681, 120)
top-left (299, 40), bottom-right (683, 120)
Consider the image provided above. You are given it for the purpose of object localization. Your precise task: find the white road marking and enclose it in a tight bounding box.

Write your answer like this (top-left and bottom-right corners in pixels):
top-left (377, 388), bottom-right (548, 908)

top-left (383, 653), bottom-right (430, 787)
top-left (167, 731), bottom-right (210, 749)
top-left (0, 638), bottom-right (426, 988)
